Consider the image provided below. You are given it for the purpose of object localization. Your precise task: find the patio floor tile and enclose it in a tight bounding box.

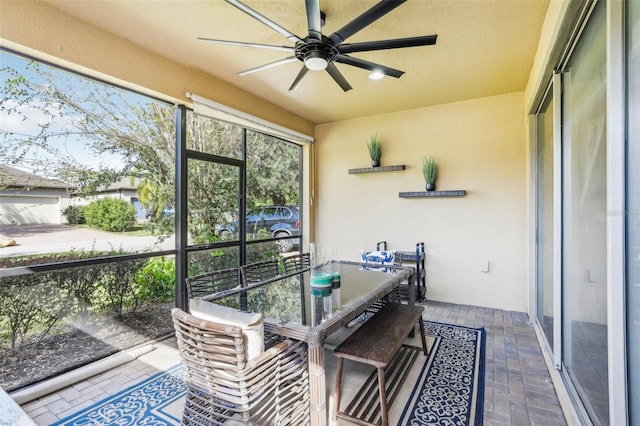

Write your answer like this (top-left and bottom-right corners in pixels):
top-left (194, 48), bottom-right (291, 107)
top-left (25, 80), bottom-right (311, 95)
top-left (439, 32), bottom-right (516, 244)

top-left (15, 300), bottom-right (568, 425)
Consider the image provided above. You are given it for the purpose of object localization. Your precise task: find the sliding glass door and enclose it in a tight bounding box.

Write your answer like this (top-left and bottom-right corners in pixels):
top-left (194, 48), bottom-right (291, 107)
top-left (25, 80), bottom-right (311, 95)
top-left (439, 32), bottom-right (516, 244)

top-left (561, 2), bottom-right (608, 423)
top-left (533, 0), bottom-right (640, 421)
top-left (627, 0), bottom-right (640, 422)
top-left (535, 90), bottom-right (555, 351)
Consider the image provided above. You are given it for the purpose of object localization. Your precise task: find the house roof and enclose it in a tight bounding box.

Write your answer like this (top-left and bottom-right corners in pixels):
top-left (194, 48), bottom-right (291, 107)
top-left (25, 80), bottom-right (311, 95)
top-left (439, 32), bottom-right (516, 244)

top-left (43, 0), bottom-right (550, 124)
top-left (0, 165), bottom-right (74, 190)
top-left (99, 177), bottom-right (140, 192)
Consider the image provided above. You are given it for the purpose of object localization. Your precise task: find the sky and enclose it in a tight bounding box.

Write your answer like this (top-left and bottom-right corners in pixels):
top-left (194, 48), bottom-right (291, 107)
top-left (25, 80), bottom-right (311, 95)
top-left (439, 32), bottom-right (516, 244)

top-left (0, 51), bottom-right (148, 177)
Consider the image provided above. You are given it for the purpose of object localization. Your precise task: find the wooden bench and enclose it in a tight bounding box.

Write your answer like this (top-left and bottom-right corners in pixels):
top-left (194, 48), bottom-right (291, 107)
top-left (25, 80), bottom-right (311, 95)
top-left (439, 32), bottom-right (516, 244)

top-left (332, 302), bottom-right (428, 426)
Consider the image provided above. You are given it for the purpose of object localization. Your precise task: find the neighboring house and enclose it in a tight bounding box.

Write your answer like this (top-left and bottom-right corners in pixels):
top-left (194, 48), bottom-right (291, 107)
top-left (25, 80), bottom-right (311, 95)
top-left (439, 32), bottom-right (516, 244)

top-left (71, 178), bottom-right (146, 221)
top-left (0, 167), bottom-right (146, 224)
top-left (0, 165), bottom-right (74, 225)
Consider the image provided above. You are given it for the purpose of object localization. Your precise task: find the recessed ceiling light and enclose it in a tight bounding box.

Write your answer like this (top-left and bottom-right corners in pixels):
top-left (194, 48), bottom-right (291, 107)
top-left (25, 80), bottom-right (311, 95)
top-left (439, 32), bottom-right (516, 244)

top-left (369, 71), bottom-right (385, 80)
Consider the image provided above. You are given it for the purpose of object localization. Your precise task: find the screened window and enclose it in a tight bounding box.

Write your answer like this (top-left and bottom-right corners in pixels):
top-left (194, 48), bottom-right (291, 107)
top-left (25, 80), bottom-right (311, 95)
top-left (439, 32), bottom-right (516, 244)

top-left (0, 50), bottom-right (177, 391)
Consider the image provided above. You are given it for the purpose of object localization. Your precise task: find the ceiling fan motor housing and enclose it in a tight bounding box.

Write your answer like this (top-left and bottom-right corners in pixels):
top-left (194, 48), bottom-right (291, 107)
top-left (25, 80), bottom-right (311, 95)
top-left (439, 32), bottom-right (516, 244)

top-left (296, 38), bottom-right (339, 71)
top-left (203, 0), bottom-right (437, 91)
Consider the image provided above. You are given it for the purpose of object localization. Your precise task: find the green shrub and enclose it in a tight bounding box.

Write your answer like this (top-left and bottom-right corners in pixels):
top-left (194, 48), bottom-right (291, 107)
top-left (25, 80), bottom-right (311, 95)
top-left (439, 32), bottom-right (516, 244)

top-left (83, 198), bottom-right (136, 232)
top-left (56, 264), bottom-right (103, 320)
top-left (94, 258), bottom-right (147, 317)
top-left (144, 214), bottom-right (174, 236)
top-left (62, 205), bottom-right (85, 224)
top-left (0, 249), bottom-right (119, 268)
top-left (188, 249), bottom-right (232, 276)
top-left (134, 256), bottom-right (175, 303)
top-left (0, 248), bottom-right (141, 350)
top-left (0, 273), bottom-right (75, 350)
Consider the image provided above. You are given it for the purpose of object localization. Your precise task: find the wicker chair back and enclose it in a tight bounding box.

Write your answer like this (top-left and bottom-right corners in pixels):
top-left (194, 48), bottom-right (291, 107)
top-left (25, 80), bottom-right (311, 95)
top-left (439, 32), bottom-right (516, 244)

top-left (185, 267), bottom-right (240, 299)
top-left (172, 308), bottom-right (310, 425)
top-left (282, 252), bottom-right (311, 273)
top-left (240, 259), bottom-right (281, 285)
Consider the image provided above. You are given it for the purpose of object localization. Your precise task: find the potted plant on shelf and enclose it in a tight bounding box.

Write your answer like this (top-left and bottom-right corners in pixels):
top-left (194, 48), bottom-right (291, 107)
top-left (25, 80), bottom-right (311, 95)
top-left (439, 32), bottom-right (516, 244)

top-left (422, 156), bottom-right (438, 191)
top-left (366, 134), bottom-right (382, 167)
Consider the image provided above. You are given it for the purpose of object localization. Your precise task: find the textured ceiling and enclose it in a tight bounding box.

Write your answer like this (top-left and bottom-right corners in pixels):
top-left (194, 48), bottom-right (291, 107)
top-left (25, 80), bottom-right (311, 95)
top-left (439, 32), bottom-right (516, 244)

top-left (44, 0), bottom-right (549, 124)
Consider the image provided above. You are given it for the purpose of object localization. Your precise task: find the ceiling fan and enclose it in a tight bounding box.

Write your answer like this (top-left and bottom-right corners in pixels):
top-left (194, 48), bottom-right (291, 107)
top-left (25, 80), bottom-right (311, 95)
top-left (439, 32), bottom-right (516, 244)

top-left (198, 0), bottom-right (437, 92)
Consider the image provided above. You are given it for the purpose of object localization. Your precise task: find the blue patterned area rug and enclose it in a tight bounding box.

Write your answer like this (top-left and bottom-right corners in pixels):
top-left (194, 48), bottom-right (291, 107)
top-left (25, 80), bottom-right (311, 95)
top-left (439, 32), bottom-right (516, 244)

top-left (53, 321), bottom-right (484, 426)
top-left (52, 364), bottom-right (185, 426)
top-left (398, 321), bottom-right (486, 426)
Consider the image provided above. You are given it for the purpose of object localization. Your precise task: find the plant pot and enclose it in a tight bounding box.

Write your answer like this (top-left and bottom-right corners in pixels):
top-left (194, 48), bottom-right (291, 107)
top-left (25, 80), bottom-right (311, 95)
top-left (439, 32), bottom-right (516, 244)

top-left (371, 159), bottom-right (380, 167)
top-left (425, 183), bottom-right (436, 191)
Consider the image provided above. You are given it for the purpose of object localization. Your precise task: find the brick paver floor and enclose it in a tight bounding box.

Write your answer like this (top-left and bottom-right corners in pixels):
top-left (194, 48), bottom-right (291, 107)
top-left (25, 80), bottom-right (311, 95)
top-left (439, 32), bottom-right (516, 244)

top-left (421, 300), bottom-right (569, 426)
top-left (18, 300), bottom-right (570, 425)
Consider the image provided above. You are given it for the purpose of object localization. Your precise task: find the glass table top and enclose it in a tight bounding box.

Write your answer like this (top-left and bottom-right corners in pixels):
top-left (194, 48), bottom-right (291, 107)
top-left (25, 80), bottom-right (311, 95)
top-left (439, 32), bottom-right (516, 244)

top-left (210, 261), bottom-right (409, 328)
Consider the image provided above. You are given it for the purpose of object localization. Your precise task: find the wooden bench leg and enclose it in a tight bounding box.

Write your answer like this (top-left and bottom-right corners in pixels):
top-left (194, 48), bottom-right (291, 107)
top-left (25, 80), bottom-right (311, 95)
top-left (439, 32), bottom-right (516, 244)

top-left (333, 358), bottom-right (344, 422)
top-left (378, 367), bottom-right (388, 426)
top-left (418, 319), bottom-right (428, 356)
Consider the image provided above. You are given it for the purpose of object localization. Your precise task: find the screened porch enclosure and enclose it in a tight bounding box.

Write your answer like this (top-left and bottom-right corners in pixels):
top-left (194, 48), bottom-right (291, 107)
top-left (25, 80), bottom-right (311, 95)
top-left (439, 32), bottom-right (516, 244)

top-left (0, 50), bottom-right (304, 393)
top-left (1, 0), bottom-right (638, 423)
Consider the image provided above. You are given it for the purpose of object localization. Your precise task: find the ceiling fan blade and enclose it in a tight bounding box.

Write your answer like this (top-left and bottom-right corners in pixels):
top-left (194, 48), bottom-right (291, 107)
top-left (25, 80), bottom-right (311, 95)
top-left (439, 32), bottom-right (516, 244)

top-left (335, 55), bottom-right (404, 78)
top-left (326, 63), bottom-right (353, 92)
top-left (289, 66), bottom-right (310, 91)
top-left (328, 0), bottom-right (406, 46)
top-left (338, 35), bottom-right (437, 53)
top-left (305, 0), bottom-right (322, 41)
top-left (198, 38), bottom-right (295, 52)
top-left (225, 0), bottom-right (304, 44)
top-left (238, 57), bottom-right (298, 76)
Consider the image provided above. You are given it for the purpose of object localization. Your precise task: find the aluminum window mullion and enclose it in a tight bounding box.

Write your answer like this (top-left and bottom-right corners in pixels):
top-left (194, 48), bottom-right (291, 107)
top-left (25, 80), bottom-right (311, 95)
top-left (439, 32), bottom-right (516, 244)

top-left (552, 71), bottom-right (563, 370)
top-left (175, 104), bottom-right (189, 311)
top-left (529, 113), bottom-right (538, 321)
top-left (606, 0), bottom-right (628, 424)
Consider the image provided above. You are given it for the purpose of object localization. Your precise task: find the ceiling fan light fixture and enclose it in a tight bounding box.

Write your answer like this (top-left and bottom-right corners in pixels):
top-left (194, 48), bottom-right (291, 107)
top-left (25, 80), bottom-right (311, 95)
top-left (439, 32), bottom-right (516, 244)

top-left (369, 70), bottom-right (385, 80)
top-left (304, 55), bottom-right (329, 71)
top-left (205, 0), bottom-right (438, 91)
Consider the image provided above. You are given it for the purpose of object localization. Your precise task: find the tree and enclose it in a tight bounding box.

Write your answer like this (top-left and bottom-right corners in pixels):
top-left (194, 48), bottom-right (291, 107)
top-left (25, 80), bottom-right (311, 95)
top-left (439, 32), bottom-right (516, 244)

top-left (1, 53), bottom-right (301, 243)
top-left (246, 131), bottom-right (300, 206)
top-left (1, 59), bottom-right (175, 206)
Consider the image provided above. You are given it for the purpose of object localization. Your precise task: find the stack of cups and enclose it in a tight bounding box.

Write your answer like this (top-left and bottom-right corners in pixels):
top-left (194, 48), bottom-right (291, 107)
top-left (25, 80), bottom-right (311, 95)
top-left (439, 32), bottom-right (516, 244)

top-left (310, 269), bottom-right (332, 326)
top-left (329, 260), bottom-right (341, 310)
top-left (309, 243), bottom-right (337, 326)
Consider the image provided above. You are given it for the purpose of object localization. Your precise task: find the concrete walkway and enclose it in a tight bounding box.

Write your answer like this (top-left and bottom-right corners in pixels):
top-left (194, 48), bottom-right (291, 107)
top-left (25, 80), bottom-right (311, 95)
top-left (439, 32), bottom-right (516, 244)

top-left (0, 224), bottom-right (174, 258)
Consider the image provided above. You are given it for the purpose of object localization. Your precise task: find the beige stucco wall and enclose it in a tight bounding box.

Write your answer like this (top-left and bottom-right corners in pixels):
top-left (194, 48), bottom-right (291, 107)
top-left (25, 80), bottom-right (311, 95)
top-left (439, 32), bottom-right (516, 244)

top-left (0, 0), bottom-right (314, 138)
top-left (524, 0), bottom-right (570, 112)
top-left (314, 92), bottom-right (528, 311)
top-left (1, 0), bottom-right (538, 312)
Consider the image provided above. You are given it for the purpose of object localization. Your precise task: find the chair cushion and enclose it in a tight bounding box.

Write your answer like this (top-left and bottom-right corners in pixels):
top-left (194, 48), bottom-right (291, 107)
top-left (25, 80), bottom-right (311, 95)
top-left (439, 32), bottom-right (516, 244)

top-left (189, 298), bottom-right (264, 360)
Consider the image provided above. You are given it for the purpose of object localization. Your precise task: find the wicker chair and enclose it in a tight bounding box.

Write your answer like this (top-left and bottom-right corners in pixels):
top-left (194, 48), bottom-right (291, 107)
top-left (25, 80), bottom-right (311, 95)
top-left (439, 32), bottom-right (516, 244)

top-left (240, 259), bottom-right (281, 285)
top-left (281, 252), bottom-right (311, 274)
top-left (186, 268), bottom-right (240, 299)
top-left (172, 308), bottom-right (310, 425)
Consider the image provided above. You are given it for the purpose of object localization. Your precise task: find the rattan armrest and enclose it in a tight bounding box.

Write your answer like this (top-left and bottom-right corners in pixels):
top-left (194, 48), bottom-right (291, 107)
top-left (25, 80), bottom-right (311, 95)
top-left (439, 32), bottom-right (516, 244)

top-left (243, 340), bottom-right (289, 370)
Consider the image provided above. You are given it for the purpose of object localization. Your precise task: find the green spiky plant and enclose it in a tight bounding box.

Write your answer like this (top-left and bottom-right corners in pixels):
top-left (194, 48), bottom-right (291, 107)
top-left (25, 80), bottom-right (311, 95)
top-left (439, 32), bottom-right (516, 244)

top-left (422, 156), bottom-right (439, 190)
top-left (367, 134), bottom-right (382, 167)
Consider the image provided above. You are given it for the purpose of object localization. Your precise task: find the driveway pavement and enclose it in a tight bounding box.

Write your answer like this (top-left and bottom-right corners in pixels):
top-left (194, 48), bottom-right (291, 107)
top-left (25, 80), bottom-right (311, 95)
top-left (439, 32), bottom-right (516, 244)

top-left (0, 224), bottom-right (174, 258)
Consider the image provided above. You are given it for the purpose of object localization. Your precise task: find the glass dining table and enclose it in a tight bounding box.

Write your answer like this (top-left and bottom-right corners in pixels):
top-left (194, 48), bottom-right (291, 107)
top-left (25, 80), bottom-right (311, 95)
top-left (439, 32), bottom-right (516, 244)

top-left (205, 260), bottom-right (415, 426)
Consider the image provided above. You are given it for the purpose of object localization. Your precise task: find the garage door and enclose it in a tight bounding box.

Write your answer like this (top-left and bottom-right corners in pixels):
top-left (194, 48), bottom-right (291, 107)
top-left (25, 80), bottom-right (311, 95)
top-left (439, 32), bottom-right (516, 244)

top-left (0, 195), bottom-right (61, 225)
